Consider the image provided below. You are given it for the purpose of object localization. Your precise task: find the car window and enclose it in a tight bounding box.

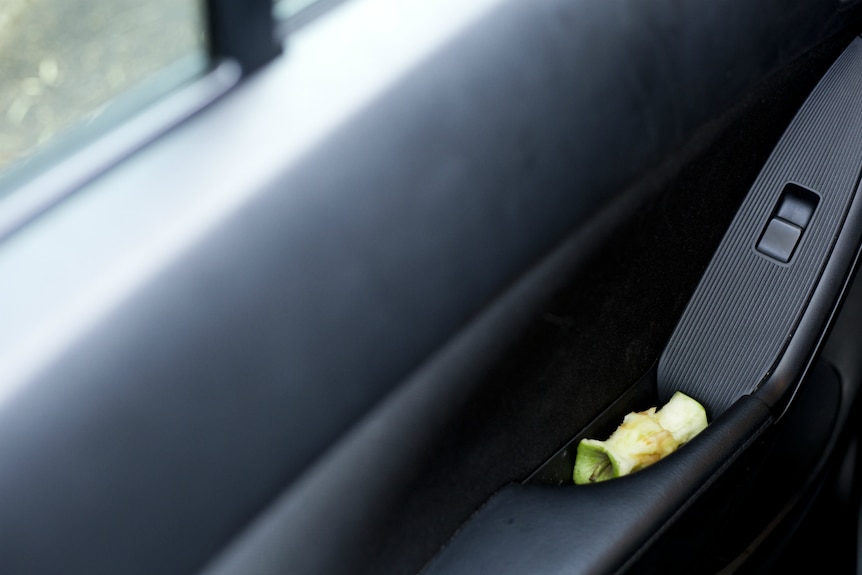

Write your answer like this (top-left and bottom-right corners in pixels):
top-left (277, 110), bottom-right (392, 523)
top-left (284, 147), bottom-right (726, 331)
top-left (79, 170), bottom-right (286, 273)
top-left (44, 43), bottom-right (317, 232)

top-left (274, 0), bottom-right (322, 20)
top-left (273, 0), bottom-right (343, 33)
top-left (0, 0), bottom-right (206, 180)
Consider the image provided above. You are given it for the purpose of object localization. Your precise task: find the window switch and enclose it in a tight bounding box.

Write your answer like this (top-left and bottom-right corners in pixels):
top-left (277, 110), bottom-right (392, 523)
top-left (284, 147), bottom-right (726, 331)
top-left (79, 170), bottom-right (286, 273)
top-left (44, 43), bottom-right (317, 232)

top-left (776, 184), bottom-right (818, 228)
top-left (757, 218), bottom-right (802, 263)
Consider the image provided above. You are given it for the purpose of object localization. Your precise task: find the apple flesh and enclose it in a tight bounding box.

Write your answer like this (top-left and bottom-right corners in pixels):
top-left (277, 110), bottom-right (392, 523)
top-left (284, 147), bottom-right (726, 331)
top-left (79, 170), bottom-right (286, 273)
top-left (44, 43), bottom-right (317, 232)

top-left (573, 391), bottom-right (708, 484)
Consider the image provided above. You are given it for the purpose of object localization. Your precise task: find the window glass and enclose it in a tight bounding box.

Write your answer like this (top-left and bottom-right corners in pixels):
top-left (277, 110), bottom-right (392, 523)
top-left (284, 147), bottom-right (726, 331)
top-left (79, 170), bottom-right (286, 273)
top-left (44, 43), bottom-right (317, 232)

top-left (274, 0), bottom-right (326, 22)
top-left (0, 0), bottom-right (207, 175)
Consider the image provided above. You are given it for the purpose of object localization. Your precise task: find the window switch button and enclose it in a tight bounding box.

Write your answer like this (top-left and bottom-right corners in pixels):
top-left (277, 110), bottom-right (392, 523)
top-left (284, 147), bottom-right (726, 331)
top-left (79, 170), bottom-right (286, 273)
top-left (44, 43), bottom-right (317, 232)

top-left (776, 184), bottom-right (818, 228)
top-left (757, 218), bottom-right (802, 263)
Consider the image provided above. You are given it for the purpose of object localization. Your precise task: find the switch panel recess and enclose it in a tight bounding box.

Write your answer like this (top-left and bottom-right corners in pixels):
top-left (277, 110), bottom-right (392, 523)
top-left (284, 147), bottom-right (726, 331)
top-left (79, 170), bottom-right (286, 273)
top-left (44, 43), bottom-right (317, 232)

top-left (755, 184), bottom-right (819, 263)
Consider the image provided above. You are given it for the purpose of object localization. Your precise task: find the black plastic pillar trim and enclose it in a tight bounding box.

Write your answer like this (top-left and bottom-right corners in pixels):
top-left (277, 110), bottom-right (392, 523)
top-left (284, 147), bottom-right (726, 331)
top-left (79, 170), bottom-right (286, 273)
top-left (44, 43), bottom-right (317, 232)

top-left (207, 0), bottom-right (282, 75)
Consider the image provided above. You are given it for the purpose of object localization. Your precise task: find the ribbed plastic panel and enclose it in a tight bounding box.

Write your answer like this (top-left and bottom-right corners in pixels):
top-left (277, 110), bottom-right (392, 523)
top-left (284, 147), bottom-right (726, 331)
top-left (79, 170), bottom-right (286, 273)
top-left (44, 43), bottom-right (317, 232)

top-left (657, 37), bottom-right (862, 416)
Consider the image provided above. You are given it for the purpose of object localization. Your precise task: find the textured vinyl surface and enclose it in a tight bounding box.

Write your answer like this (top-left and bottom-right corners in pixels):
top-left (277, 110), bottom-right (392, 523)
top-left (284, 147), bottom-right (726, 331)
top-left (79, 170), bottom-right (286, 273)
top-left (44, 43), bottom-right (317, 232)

top-left (658, 37), bottom-right (862, 417)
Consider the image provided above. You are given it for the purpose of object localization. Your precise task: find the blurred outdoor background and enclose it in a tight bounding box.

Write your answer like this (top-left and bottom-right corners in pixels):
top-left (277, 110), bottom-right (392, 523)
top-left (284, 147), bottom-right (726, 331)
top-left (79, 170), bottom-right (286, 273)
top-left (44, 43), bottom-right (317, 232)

top-left (0, 0), bottom-right (203, 172)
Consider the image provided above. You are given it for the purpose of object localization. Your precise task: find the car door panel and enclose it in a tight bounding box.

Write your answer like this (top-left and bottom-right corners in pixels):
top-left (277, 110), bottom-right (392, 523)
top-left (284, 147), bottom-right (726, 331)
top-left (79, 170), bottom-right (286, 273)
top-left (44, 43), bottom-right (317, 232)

top-left (3, 0), bottom-right (862, 574)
